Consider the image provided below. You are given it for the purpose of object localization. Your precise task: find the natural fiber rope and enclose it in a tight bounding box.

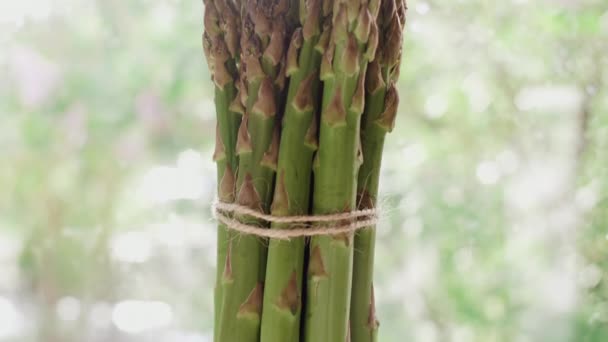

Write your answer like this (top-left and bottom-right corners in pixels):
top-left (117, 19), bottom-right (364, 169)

top-left (212, 200), bottom-right (379, 240)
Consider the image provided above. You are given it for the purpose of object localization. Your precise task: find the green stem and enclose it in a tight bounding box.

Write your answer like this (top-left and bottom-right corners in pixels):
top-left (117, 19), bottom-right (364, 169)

top-left (350, 1), bottom-right (406, 341)
top-left (349, 67), bottom-right (387, 342)
top-left (213, 81), bottom-right (240, 341)
top-left (217, 75), bottom-right (274, 342)
top-left (304, 2), bottom-right (378, 341)
top-left (260, 1), bottom-right (324, 341)
top-left (202, 1), bottom-right (241, 339)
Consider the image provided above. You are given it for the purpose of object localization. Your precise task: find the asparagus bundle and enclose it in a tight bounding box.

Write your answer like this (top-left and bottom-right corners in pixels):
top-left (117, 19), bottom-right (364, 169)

top-left (351, 1), bottom-right (406, 341)
top-left (304, 1), bottom-right (380, 341)
top-left (202, 1), bottom-right (406, 341)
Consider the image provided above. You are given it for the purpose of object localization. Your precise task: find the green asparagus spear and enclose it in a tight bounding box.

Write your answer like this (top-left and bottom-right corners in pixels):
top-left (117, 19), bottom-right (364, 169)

top-left (202, 1), bottom-right (242, 339)
top-left (260, 1), bottom-right (325, 341)
top-left (350, 1), bottom-right (406, 341)
top-left (304, 1), bottom-right (380, 341)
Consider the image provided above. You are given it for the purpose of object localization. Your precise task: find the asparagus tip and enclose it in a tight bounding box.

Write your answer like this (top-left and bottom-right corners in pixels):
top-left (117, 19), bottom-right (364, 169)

top-left (203, 3), bottom-right (221, 37)
top-left (302, 0), bottom-right (322, 40)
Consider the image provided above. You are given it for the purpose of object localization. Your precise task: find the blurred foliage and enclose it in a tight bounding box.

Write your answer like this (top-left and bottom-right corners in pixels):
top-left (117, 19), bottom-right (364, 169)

top-left (0, 0), bottom-right (607, 341)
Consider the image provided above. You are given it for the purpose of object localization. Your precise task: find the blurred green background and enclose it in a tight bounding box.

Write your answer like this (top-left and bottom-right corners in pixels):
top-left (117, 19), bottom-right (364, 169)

top-left (1, 0), bottom-right (607, 341)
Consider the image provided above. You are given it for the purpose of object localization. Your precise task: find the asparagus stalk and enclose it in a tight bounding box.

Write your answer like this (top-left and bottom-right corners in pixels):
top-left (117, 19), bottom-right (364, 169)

top-left (350, 1), bottom-right (406, 341)
top-left (217, 1), bottom-right (292, 341)
top-left (202, 1), bottom-right (241, 339)
top-left (304, 1), bottom-right (380, 341)
top-left (259, 1), bottom-right (325, 341)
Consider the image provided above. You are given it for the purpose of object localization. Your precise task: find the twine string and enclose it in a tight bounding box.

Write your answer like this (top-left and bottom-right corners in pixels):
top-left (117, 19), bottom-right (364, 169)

top-left (212, 200), bottom-right (379, 240)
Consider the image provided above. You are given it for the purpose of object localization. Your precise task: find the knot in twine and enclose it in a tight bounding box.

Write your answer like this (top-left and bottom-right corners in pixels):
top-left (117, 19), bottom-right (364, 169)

top-left (212, 200), bottom-right (379, 240)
